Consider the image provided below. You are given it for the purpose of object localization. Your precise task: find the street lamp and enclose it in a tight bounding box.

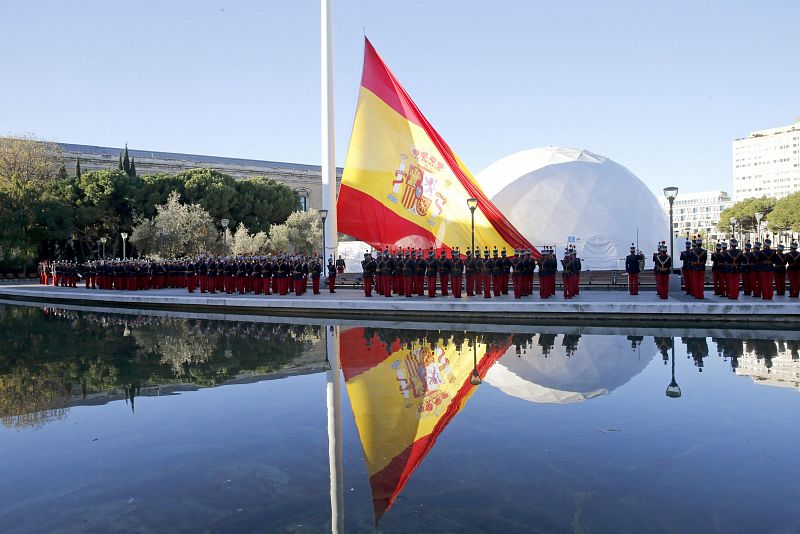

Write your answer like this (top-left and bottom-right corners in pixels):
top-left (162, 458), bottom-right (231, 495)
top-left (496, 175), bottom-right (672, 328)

top-left (467, 198), bottom-right (478, 256)
top-left (121, 232), bottom-right (128, 260)
top-left (729, 217), bottom-right (737, 241)
top-left (319, 209), bottom-right (329, 261)
top-left (666, 339), bottom-right (681, 398)
top-left (663, 187), bottom-right (678, 270)
top-left (755, 212), bottom-right (764, 242)
top-left (158, 229), bottom-right (164, 258)
top-left (99, 237), bottom-right (107, 259)
top-left (221, 218), bottom-right (229, 247)
top-left (470, 335), bottom-right (482, 386)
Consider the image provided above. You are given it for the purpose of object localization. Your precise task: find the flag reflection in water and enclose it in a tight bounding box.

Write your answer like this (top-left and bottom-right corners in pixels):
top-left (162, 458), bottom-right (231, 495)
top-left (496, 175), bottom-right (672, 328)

top-left (339, 328), bottom-right (511, 522)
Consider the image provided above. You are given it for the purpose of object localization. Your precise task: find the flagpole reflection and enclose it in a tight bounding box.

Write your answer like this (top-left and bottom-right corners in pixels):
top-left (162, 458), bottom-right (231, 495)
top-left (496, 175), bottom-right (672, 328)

top-left (326, 325), bottom-right (344, 533)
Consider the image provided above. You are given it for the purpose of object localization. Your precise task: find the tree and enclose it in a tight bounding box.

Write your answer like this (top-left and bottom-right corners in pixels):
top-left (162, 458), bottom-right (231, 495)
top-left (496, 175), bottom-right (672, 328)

top-left (0, 135), bottom-right (63, 187)
top-left (268, 210), bottom-right (322, 254)
top-left (57, 164), bottom-right (68, 181)
top-left (118, 154), bottom-right (123, 171)
top-left (179, 168), bottom-right (238, 220)
top-left (717, 196), bottom-right (777, 235)
top-left (230, 223), bottom-right (269, 256)
top-left (768, 192), bottom-right (800, 234)
top-left (129, 156), bottom-right (136, 177)
top-left (130, 191), bottom-right (220, 258)
top-left (122, 144), bottom-right (130, 176)
top-left (230, 177), bottom-right (300, 233)
top-left (75, 158), bottom-right (81, 178)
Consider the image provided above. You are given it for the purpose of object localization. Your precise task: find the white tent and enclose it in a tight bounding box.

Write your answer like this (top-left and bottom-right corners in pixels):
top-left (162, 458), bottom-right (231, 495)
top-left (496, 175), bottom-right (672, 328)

top-left (476, 147), bottom-right (669, 270)
top-left (484, 334), bottom-right (656, 404)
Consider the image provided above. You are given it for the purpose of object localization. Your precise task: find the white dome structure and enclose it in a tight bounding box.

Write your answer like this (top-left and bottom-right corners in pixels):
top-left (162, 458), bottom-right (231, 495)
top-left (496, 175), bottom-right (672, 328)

top-left (476, 147), bottom-right (669, 270)
top-left (484, 334), bottom-right (656, 404)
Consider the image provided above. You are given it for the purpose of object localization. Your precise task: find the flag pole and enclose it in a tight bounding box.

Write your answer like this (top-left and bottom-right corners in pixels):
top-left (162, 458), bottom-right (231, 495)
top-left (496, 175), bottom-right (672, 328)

top-left (321, 0), bottom-right (338, 264)
top-left (326, 325), bottom-right (344, 533)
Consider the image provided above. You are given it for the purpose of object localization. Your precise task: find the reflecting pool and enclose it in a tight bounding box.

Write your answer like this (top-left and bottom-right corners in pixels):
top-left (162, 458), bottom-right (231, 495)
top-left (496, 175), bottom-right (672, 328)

top-left (0, 303), bottom-right (798, 532)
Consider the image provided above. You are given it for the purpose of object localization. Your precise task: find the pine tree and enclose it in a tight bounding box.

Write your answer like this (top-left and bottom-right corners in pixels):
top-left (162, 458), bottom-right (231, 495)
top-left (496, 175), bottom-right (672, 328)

top-left (75, 158), bottom-right (82, 178)
top-left (118, 153), bottom-right (123, 170)
top-left (123, 144), bottom-right (131, 175)
top-left (130, 157), bottom-right (136, 177)
top-left (57, 164), bottom-right (68, 180)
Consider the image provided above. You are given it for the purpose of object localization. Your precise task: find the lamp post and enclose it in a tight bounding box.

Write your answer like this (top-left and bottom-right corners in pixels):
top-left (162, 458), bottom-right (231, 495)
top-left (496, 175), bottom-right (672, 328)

top-left (319, 209), bottom-right (329, 261)
top-left (221, 219), bottom-right (229, 248)
top-left (666, 338), bottom-right (681, 398)
top-left (470, 335), bottom-right (482, 386)
top-left (755, 212), bottom-right (764, 242)
top-left (467, 198), bottom-right (478, 254)
top-left (729, 217), bottom-right (737, 241)
top-left (121, 232), bottom-right (128, 260)
top-left (158, 229), bottom-right (164, 258)
top-left (99, 237), bottom-right (106, 259)
top-left (663, 187), bottom-right (678, 270)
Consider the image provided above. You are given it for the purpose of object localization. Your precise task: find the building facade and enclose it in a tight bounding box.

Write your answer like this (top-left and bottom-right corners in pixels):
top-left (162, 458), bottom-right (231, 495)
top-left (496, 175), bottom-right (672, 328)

top-left (732, 118), bottom-right (800, 201)
top-left (658, 190), bottom-right (734, 243)
top-left (58, 143), bottom-right (343, 211)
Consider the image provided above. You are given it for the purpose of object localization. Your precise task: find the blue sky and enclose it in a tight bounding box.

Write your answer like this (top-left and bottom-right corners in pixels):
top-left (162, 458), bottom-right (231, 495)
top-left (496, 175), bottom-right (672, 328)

top-left (1, 0), bottom-right (798, 197)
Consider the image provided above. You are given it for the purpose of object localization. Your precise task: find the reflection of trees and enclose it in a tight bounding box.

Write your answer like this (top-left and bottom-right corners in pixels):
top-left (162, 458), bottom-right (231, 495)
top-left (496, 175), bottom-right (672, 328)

top-left (0, 306), bottom-right (322, 428)
top-left (0, 364), bottom-right (70, 429)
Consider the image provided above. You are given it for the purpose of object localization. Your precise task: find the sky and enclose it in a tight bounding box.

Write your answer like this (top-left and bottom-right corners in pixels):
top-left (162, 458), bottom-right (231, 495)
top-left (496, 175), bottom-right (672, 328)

top-left (2, 0), bottom-right (798, 198)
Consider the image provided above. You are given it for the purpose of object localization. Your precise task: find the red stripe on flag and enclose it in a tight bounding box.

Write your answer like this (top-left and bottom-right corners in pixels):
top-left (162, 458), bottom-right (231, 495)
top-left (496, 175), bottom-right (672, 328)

top-left (338, 184), bottom-right (450, 252)
top-left (340, 327), bottom-right (403, 382)
top-left (360, 38), bottom-right (538, 257)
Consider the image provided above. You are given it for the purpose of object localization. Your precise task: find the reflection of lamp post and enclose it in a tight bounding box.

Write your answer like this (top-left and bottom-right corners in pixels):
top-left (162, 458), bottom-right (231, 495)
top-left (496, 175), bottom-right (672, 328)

top-left (729, 217), bottom-right (737, 241)
top-left (221, 219), bottom-right (229, 247)
top-left (663, 187), bottom-right (678, 270)
top-left (470, 336), bottom-right (482, 386)
top-left (319, 209), bottom-right (329, 261)
top-left (99, 237), bottom-right (106, 259)
top-left (467, 198), bottom-right (478, 255)
top-left (121, 232), bottom-right (128, 260)
top-left (666, 339), bottom-right (681, 398)
top-left (755, 212), bottom-right (764, 242)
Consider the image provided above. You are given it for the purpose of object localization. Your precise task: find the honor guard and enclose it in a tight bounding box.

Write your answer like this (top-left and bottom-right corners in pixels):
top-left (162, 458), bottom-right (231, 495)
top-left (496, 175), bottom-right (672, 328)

top-left (774, 244), bottom-right (787, 296)
top-left (482, 248), bottom-right (493, 298)
top-left (425, 248), bottom-right (439, 297)
top-left (327, 255), bottom-right (336, 293)
top-left (624, 244), bottom-right (641, 296)
top-left (451, 248), bottom-right (464, 298)
top-left (362, 251), bottom-right (376, 297)
top-left (786, 242), bottom-right (800, 297)
top-left (680, 240), bottom-right (692, 295)
top-left (439, 249), bottom-right (452, 297)
top-left (725, 239), bottom-right (744, 300)
top-left (653, 242), bottom-right (671, 299)
top-left (757, 239), bottom-right (776, 300)
top-left (689, 238), bottom-right (707, 299)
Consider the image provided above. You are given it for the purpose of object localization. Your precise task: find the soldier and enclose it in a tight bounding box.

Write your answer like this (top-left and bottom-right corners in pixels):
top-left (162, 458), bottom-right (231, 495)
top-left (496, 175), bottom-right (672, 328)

top-left (362, 251), bottom-right (376, 297)
top-left (751, 242), bottom-right (762, 297)
top-left (571, 247), bottom-right (582, 296)
top-left (757, 239), bottom-right (776, 300)
top-left (375, 250), bottom-right (385, 296)
top-left (491, 247), bottom-right (502, 297)
top-left (482, 248), bottom-right (493, 298)
top-left (711, 242), bottom-right (723, 296)
top-left (327, 255), bottom-right (336, 293)
top-left (511, 249), bottom-right (523, 299)
top-left (624, 244), bottom-right (641, 296)
top-left (415, 249), bottom-right (426, 296)
top-left (741, 242), bottom-right (754, 296)
top-left (774, 244), bottom-right (787, 296)
top-left (451, 248), bottom-right (464, 298)
top-left (719, 241), bottom-right (730, 297)
top-left (310, 255), bottom-right (323, 294)
top-left (561, 248), bottom-right (575, 299)
top-left (689, 238), bottom-right (708, 299)
top-left (386, 250), bottom-right (398, 297)
top-left (186, 258), bottom-right (197, 293)
top-left (292, 256), bottom-right (304, 296)
top-left (465, 250), bottom-right (476, 296)
top-left (680, 241), bottom-right (692, 295)
top-left (500, 248), bottom-right (512, 295)
top-left (786, 242), bottom-right (800, 298)
top-left (401, 250), bottom-right (415, 297)
top-left (653, 242), bottom-right (671, 299)
top-left (335, 255), bottom-right (346, 275)
top-left (725, 238), bottom-right (744, 300)
top-left (439, 249), bottom-right (451, 297)
top-left (425, 248), bottom-right (438, 298)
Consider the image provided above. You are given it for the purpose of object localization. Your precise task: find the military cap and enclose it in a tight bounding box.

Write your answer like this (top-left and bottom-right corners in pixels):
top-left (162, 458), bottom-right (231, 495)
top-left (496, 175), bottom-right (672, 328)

top-left (764, 239), bottom-right (772, 247)
top-left (791, 242), bottom-right (798, 250)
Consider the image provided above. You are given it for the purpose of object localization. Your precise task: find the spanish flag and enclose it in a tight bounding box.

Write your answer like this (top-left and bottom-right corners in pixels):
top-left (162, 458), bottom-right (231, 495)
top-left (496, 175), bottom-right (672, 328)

top-left (337, 38), bottom-right (534, 254)
top-left (340, 328), bottom-right (511, 523)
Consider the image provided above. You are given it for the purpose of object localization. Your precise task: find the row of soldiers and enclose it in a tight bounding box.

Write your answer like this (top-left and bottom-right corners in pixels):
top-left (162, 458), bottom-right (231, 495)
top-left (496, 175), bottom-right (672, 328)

top-left (39, 256), bottom-right (341, 296)
top-left (357, 246), bottom-right (584, 299)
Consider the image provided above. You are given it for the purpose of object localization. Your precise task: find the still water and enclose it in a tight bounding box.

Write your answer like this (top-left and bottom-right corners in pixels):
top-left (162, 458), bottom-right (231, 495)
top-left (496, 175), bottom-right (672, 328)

top-left (0, 303), bottom-right (798, 533)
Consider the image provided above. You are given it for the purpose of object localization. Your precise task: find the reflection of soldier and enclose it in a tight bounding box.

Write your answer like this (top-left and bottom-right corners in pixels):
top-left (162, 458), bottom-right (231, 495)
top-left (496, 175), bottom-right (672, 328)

top-left (682, 337), bottom-right (709, 371)
top-left (562, 334), bottom-right (581, 357)
top-left (654, 336), bottom-right (674, 364)
top-left (538, 333), bottom-right (557, 357)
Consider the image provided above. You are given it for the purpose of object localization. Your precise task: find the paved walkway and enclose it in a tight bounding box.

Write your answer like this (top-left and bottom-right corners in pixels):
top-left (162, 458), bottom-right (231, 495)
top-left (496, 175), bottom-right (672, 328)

top-left (1, 282), bottom-right (799, 326)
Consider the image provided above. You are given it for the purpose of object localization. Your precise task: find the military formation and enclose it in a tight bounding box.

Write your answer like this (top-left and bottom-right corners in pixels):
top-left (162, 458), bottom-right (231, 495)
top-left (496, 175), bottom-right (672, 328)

top-left (38, 255), bottom-right (335, 296)
top-left (37, 238), bottom-right (800, 300)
